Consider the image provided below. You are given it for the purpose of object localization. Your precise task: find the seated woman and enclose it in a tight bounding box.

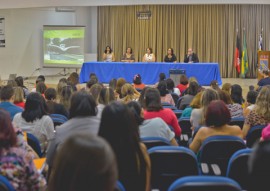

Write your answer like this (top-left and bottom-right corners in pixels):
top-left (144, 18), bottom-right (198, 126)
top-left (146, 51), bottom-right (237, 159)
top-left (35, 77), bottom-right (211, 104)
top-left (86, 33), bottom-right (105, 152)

top-left (96, 87), bottom-right (115, 119)
top-left (218, 90), bottom-right (243, 118)
top-left (45, 88), bottom-right (69, 118)
top-left (121, 83), bottom-right (140, 104)
top-left (242, 85), bottom-right (270, 139)
top-left (36, 81), bottom-right (47, 97)
top-left (181, 91), bottom-right (203, 118)
top-left (127, 101), bottom-right (178, 146)
top-left (13, 92), bottom-right (55, 153)
top-left (59, 85), bottom-right (74, 111)
top-left (179, 81), bottom-right (199, 110)
top-left (115, 78), bottom-right (127, 99)
top-left (133, 74), bottom-right (146, 90)
top-left (103, 45), bottom-right (115, 62)
top-left (15, 76), bottom-right (30, 98)
top-left (0, 109), bottom-right (46, 190)
top-left (98, 101), bottom-right (151, 191)
top-left (121, 47), bottom-right (135, 63)
top-left (190, 88), bottom-right (219, 131)
top-left (231, 84), bottom-right (245, 106)
top-left (13, 87), bottom-right (25, 109)
top-left (157, 81), bottom-right (175, 105)
top-left (243, 90), bottom-right (258, 117)
top-left (143, 88), bottom-right (181, 137)
top-left (48, 134), bottom-right (117, 191)
top-left (176, 74), bottom-right (189, 95)
top-left (189, 100), bottom-right (243, 153)
top-left (164, 48), bottom-right (177, 63)
top-left (166, 78), bottom-right (181, 96)
top-left (142, 47), bottom-right (155, 62)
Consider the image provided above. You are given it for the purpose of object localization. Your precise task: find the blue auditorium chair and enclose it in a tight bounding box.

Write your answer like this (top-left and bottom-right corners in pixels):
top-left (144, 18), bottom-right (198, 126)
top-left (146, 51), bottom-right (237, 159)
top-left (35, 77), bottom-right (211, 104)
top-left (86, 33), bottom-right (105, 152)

top-left (0, 175), bottom-right (15, 191)
top-left (246, 125), bottom-right (266, 148)
top-left (229, 117), bottom-right (245, 129)
top-left (141, 137), bottom-right (171, 150)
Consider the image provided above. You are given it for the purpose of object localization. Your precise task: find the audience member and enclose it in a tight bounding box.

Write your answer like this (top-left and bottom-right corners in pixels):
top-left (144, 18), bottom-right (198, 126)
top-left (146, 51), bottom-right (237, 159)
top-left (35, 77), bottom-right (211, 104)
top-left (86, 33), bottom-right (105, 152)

top-left (176, 74), bottom-right (189, 95)
top-left (121, 83), bottom-right (140, 103)
top-left (210, 80), bottom-right (220, 90)
top-left (218, 90), bottom-right (243, 118)
top-left (231, 84), bottom-right (245, 105)
top-left (31, 75), bottom-right (46, 92)
top-left (47, 91), bottom-right (100, 169)
top-left (109, 78), bottom-right (117, 90)
top-left (89, 73), bottom-right (99, 83)
top-left (127, 101), bottom-right (178, 146)
top-left (15, 76), bottom-right (29, 98)
top-left (261, 123), bottom-right (270, 141)
top-left (157, 81), bottom-right (175, 105)
top-left (166, 78), bottom-right (181, 96)
top-left (248, 140), bottom-right (270, 191)
top-left (13, 92), bottom-right (54, 152)
top-left (221, 83), bottom-right (231, 94)
top-left (138, 87), bottom-right (151, 108)
top-left (86, 78), bottom-right (98, 89)
top-left (36, 81), bottom-right (47, 96)
top-left (115, 78), bottom-right (127, 99)
top-left (181, 91), bottom-right (203, 118)
top-left (164, 48), bottom-right (177, 63)
top-left (67, 72), bottom-right (80, 91)
top-left (257, 69), bottom-right (270, 91)
top-left (44, 88), bottom-right (69, 118)
top-left (0, 109), bottom-right (46, 190)
top-left (242, 85), bottom-right (270, 138)
top-left (59, 85), bottom-right (74, 111)
top-left (97, 87), bottom-right (115, 118)
top-left (143, 88), bottom-right (181, 136)
top-left (0, 85), bottom-right (23, 119)
top-left (133, 74), bottom-right (146, 90)
top-left (190, 88), bottom-right (219, 130)
top-left (153, 72), bottom-right (166, 88)
top-left (13, 87), bottom-right (25, 109)
top-left (103, 45), bottom-right (115, 62)
top-left (189, 100), bottom-right (243, 153)
top-left (89, 83), bottom-right (103, 103)
top-left (121, 47), bottom-right (135, 62)
top-left (56, 78), bottom-right (68, 101)
top-left (142, 47), bottom-right (155, 62)
top-left (243, 90), bottom-right (258, 117)
top-left (98, 101), bottom-right (150, 191)
top-left (179, 81), bottom-right (199, 110)
top-left (48, 134), bottom-right (117, 191)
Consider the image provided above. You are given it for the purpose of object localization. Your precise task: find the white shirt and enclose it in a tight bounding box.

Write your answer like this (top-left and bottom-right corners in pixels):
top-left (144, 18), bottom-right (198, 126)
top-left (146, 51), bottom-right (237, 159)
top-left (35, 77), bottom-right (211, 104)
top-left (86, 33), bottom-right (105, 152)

top-left (144, 53), bottom-right (154, 62)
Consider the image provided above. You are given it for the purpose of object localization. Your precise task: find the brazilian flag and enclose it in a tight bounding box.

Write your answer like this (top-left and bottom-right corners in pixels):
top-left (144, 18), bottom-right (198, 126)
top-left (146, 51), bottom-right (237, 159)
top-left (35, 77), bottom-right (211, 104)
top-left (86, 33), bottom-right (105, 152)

top-left (241, 32), bottom-right (248, 78)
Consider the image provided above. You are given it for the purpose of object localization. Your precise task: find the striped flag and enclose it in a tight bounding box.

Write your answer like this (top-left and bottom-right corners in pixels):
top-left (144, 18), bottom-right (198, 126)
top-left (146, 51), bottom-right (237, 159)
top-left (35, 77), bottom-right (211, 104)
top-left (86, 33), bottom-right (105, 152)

top-left (234, 33), bottom-right (241, 74)
top-left (241, 31), bottom-right (248, 78)
top-left (259, 33), bottom-right (263, 51)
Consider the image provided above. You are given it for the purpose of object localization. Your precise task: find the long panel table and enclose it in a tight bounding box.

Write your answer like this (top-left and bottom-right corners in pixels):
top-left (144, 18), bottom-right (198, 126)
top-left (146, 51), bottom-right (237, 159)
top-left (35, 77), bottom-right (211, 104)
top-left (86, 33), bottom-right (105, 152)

top-left (79, 62), bottom-right (222, 86)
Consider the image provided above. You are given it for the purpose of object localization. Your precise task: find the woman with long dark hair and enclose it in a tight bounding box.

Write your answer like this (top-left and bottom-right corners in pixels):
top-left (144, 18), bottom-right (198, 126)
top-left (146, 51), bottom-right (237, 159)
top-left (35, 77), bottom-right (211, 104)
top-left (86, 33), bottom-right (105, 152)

top-left (13, 92), bottom-right (54, 152)
top-left (99, 101), bottom-right (151, 191)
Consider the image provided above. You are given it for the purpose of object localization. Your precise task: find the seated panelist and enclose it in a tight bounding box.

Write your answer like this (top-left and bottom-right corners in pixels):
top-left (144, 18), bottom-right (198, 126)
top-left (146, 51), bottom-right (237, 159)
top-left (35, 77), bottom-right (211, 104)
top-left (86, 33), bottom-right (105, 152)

top-left (164, 48), bottom-right (177, 63)
top-left (121, 47), bottom-right (135, 63)
top-left (184, 48), bottom-right (199, 63)
top-left (142, 47), bottom-right (155, 62)
top-left (102, 46), bottom-right (115, 62)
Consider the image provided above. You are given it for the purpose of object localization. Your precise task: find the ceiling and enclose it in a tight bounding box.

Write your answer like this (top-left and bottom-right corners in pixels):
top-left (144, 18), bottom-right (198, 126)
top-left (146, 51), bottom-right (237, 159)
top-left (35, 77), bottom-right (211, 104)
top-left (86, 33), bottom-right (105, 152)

top-left (0, 0), bottom-right (270, 9)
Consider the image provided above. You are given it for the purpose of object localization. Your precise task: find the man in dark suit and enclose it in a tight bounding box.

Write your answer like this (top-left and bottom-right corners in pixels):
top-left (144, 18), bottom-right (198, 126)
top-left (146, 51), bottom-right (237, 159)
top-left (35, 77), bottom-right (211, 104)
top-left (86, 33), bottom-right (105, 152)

top-left (184, 48), bottom-right (199, 63)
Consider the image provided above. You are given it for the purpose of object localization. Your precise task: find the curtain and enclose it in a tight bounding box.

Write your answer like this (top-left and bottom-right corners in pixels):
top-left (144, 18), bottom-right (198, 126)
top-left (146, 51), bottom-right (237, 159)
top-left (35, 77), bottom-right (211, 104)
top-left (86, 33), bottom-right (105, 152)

top-left (97, 4), bottom-right (270, 78)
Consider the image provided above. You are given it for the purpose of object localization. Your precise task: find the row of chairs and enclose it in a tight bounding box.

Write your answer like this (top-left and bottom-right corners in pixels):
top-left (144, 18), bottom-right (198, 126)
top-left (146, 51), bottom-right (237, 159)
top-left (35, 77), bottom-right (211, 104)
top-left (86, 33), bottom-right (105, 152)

top-left (142, 136), bottom-right (252, 190)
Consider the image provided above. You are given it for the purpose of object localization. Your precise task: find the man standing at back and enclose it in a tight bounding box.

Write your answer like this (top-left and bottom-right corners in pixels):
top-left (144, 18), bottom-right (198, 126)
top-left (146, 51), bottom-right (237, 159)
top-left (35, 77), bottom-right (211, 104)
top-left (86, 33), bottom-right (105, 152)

top-left (184, 48), bottom-right (199, 63)
top-left (0, 85), bottom-right (23, 119)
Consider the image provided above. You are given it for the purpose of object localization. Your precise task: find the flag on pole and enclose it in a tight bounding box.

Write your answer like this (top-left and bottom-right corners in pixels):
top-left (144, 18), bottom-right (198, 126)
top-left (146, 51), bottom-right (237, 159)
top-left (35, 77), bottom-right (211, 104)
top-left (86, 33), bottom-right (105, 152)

top-left (234, 32), bottom-right (241, 74)
top-left (241, 31), bottom-right (248, 78)
top-left (259, 32), bottom-right (263, 51)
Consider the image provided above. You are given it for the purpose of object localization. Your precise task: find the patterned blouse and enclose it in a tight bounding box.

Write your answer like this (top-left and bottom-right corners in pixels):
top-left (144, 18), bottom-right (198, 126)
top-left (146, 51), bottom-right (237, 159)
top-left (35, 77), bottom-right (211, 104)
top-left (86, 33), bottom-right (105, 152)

top-left (0, 147), bottom-right (46, 191)
top-left (245, 110), bottom-right (270, 127)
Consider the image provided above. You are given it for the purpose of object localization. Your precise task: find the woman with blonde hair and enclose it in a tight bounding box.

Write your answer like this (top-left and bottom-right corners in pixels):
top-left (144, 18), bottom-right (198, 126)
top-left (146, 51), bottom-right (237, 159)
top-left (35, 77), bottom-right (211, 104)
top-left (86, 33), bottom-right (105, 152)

top-left (242, 85), bottom-right (270, 138)
top-left (181, 91), bottom-right (203, 118)
top-left (115, 78), bottom-right (127, 99)
top-left (121, 83), bottom-right (140, 104)
top-left (13, 87), bottom-right (25, 109)
top-left (222, 83), bottom-right (231, 94)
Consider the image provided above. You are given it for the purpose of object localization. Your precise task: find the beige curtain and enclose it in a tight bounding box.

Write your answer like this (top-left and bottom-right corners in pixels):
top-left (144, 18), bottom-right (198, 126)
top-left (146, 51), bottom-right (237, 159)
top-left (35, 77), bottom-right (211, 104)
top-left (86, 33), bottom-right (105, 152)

top-left (97, 5), bottom-right (270, 78)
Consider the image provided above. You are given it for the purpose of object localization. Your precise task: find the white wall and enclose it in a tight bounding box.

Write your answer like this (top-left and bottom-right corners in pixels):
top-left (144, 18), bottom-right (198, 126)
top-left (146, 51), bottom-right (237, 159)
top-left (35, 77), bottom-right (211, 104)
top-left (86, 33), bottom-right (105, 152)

top-left (0, 7), bottom-right (98, 79)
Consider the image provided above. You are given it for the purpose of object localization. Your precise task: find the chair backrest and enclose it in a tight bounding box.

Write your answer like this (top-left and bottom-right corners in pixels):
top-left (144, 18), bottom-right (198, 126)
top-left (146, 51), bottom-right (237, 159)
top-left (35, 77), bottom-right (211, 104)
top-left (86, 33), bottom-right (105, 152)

top-left (27, 133), bottom-right (43, 157)
top-left (141, 137), bottom-right (171, 150)
top-left (178, 117), bottom-right (192, 138)
top-left (115, 181), bottom-right (126, 191)
top-left (246, 125), bottom-right (266, 148)
top-left (198, 135), bottom-right (246, 176)
top-left (173, 109), bottom-right (183, 119)
top-left (226, 148), bottom-right (252, 190)
top-left (148, 146), bottom-right (199, 191)
top-left (49, 114), bottom-right (68, 127)
top-left (168, 176), bottom-right (242, 191)
top-left (229, 117), bottom-right (245, 129)
top-left (0, 175), bottom-right (15, 191)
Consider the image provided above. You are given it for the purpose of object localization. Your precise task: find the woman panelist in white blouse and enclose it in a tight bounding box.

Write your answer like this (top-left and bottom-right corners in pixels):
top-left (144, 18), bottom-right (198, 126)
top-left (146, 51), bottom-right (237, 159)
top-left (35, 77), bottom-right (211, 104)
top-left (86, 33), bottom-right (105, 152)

top-left (142, 47), bottom-right (156, 62)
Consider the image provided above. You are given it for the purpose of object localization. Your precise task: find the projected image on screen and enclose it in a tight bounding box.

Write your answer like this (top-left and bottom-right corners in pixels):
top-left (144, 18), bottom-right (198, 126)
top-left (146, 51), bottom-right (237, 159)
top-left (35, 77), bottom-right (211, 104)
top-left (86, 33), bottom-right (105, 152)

top-left (43, 26), bottom-right (85, 67)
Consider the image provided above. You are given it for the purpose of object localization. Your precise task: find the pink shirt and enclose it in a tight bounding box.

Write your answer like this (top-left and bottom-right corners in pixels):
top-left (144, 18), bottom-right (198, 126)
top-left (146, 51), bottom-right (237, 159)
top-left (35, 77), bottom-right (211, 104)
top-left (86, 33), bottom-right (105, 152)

top-left (262, 123), bottom-right (270, 140)
top-left (144, 108), bottom-right (181, 136)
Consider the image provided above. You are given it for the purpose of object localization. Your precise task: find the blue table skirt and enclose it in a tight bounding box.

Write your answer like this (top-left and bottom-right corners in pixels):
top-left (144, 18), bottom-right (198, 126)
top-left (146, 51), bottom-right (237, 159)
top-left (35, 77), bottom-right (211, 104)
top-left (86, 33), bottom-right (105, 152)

top-left (79, 62), bottom-right (222, 86)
